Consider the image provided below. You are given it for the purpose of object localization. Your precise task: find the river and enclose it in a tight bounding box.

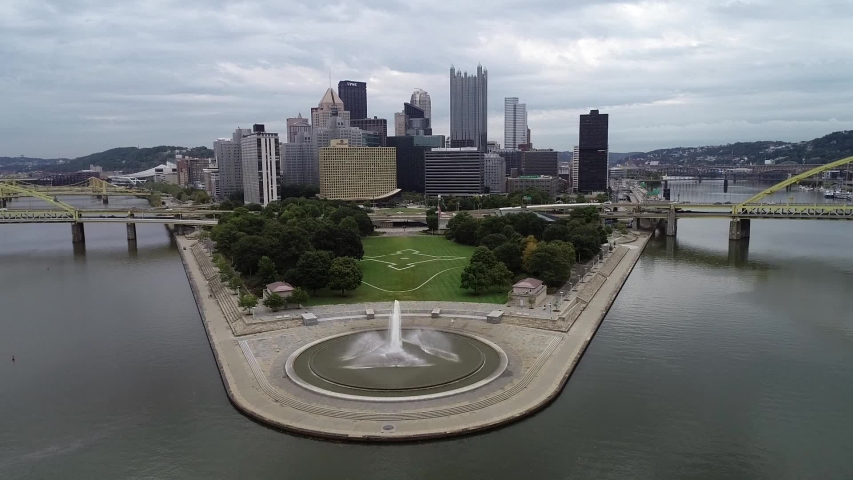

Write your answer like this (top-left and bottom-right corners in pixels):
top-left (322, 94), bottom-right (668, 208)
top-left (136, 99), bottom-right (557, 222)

top-left (1, 187), bottom-right (852, 479)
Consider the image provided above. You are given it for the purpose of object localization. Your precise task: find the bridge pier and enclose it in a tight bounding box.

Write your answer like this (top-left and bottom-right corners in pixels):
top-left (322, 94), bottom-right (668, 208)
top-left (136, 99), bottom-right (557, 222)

top-left (127, 223), bottom-right (137, 241)
top-left (727, 239), bottom-right (750, 267)
top-left (729, 219), bottom-right (751, 240)
top-left (102, 196), bottom-right (109, 205)
top-left (71, 223), bottom-right (86, 244)
top-left (664, 209), bottom-right (677, 237)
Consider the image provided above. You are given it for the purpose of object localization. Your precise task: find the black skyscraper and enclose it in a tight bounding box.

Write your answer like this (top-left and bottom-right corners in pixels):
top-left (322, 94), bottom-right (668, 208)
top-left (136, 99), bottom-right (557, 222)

top-left (577, 109), bottom-right (609, 193)
top-left (337, 80), bottom-right (367, 120)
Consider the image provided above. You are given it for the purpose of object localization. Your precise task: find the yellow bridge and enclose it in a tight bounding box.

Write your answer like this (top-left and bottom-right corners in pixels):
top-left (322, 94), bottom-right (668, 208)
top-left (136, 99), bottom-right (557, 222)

top-left (0, 178), bottom-right (221, 243)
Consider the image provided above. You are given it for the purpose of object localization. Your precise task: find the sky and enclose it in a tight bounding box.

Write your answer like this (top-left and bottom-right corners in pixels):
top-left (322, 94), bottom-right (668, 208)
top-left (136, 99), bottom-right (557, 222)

top-left (2, 0), bottom-right (853, 159)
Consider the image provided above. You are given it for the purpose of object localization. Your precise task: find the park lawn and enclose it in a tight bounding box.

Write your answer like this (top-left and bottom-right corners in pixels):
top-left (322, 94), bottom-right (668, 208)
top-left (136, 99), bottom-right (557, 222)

top-left (304, 236), bottom-right (507, 306)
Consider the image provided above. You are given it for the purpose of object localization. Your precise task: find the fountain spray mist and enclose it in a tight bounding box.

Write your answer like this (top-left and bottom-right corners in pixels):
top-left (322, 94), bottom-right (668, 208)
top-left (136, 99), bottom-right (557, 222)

top-left (388, 300), bottom-right (403, 352)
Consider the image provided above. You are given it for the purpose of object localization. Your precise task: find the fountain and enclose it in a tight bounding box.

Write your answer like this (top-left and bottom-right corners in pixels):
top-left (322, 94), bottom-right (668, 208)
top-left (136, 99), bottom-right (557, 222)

top-left (286, 301), bottom-right (508, 401)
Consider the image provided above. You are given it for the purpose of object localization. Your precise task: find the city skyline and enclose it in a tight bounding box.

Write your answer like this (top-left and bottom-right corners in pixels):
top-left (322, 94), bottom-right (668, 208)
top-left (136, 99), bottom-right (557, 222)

top-left (3, 1), bottom-right (853, 158)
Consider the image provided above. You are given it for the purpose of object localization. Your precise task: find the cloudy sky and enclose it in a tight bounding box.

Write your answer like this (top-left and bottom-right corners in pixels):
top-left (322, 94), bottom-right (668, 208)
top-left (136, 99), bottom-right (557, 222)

top-left (2, 0), bottom-right (853, 158)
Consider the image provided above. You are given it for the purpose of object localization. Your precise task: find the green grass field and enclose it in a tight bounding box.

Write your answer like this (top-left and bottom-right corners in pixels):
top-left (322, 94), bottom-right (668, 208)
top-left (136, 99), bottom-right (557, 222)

top-left (305, 236), bottom-right (507, 306)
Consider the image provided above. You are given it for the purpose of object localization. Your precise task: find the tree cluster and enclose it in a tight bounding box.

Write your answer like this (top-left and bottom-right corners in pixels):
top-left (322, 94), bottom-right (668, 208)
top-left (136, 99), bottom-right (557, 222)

top-left (450, 207), bottom-right (609, 291)
top-left (209, 198), bottom-right (372, 297)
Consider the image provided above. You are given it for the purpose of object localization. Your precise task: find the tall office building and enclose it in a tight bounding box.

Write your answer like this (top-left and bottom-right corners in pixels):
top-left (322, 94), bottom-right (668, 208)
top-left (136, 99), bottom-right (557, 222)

top-left (387, 135), bottom-right (444, 193)
top-left (240, 124), bottom-right (280, 206)
top-left (449, 65), bottom-right (488, 150)
top-left (394, 112), bottom-right (407, 137)
top-left (497, 149), bottom-right (523, 176)
top-left (319, 143), bottom-right (398, 201)
top-left (337, 80), bottom-right (367, 120)
top-left (410, 88), bottom-right (431, 120)
top-left (312, 88), bottom-right (350, 129)
top-left (577, 110), bottom-right (609, 193)
top-left (286, 113), bottom-right (311, 143)
top-left (571, 145), bottom-right (580, 191)
top-left (213, 127), bottom-right (251, 199)
top-left (350, 117), bottom-right (388, 146)
top-left (504, 97), bottom-right (528, 150)
top-left (283, 129), bottom-right (316, 186)
top-left (483, 153), bottom-right (506, 193)
top-left (424, 147), bottom-right (484, 196)
top-left (522, 149), bottom-right (558, 176)
top-left (403, 103), bottom-right (431, 135)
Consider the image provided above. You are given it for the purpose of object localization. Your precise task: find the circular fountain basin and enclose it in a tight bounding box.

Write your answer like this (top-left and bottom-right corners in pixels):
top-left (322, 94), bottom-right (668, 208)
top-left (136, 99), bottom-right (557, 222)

top-left (286, 329), bottom-right (508, 402)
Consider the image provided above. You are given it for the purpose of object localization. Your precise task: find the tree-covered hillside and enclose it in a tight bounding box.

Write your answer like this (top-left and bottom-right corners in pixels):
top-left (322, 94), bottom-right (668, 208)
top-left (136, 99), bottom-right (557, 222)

top-left (42, 146), bottom-right (214, 173)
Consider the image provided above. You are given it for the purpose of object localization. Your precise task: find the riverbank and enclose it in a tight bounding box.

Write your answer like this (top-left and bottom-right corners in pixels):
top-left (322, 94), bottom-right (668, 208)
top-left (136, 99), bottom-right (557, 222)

top-left (177, 231), bottom-right (651, 441)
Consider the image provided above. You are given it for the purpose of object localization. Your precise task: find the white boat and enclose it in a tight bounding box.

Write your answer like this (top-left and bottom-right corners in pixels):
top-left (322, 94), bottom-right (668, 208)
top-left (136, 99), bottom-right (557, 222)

top-left (824, 190), bottom-right (835, 198)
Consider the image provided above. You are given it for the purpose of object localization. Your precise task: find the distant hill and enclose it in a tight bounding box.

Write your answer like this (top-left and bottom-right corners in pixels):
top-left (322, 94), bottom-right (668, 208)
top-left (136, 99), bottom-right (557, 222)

top-left (38, 146), bottom-right (214, 174)
top-left (617, 130), bottom-right (853, 165)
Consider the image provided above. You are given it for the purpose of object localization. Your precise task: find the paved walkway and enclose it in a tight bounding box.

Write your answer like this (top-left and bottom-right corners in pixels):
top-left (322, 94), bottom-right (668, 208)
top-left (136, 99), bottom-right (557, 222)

top-left (176, 232), bottom-right (651, 441)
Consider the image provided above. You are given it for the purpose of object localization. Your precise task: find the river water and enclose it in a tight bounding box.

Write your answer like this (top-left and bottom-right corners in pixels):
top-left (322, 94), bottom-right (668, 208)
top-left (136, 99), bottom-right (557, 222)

top-left (1, 188), bottom-right (852, 479)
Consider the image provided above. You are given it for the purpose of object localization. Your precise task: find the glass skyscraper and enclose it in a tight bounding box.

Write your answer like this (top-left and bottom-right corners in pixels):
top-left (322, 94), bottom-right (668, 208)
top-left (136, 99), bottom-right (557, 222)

top-left (577, 109), bottom-right (609, 193)
top-left (449, 65), bottom-right (488, 151)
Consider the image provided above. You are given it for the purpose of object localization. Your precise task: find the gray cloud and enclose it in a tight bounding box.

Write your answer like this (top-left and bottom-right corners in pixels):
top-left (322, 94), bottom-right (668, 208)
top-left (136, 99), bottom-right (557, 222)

top-left (1, 0), bottom-right (852, 157)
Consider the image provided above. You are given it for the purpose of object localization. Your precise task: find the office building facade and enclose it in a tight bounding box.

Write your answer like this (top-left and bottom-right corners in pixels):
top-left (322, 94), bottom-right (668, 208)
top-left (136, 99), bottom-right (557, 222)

top-left (507, 175), bottom-right (560, 196)
top-left (240, 124), bottom-right (280, 206)
top-left (483, 153), bottom-right (506, 193)
top-left (522, 149), bottom-right (558, 176)
top-left (203, 167), bottom-right (220, 200)
top-left (497, 149), bottom-right (523, 176)
top-left (577, 110), bottom-right (609, 192)
top-left (286, 113), bottom-right (311, 143)
top-left (424, 147), bottom-right (484, 196)
top-left (213, 127), bottom-right (251, 199)
top-left (504, 97), bottom-right (528, 150)
top-left (386, 135), bottom-right (443, 193)
top-left (312, 88), bottom-right (350, 128)
top-left (283, 129), bottom-right (316, 186)
top-left (410, 88), bottom-right (431, 119)
top-left (337, 80), bottom-right (367, 120)
top-left (319, 145), bottom-right (398, 201)
top-left (571, 145), bottom-right (580, 191)
top-left (350, 117), bottom-right (388, 146)
top-left (449, 65), bottom-right (488, 150)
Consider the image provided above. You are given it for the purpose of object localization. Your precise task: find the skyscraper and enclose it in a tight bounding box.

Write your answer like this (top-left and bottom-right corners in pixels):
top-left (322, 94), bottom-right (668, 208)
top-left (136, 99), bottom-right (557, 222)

top-left (449, 65), bottom-right (488, 150)
top-left (577, 110), bottom-right (609, 193)
top-left (483, 153), bottom-right (506, 193)
top-left (424, 147), bottom-right (484, 196)
top-left (403, 103), bottom-right (431, 136)
top-left (286, 113), bottom-right (310, 143)
top-left (350, 117), bottom-right (388, 146)
top-left (312, 88), bottom-right (350, 128)
top-left (213, 127), bottom-right (251, 199)
top-left (504, 97), bottom-right (528, 150)
top-left (283, 129), bottom-right (315, 186)
top-left (319, 144), bottom-right (397, 201)
top-left (337, 80), bottom-right (367, 120)
top-left (410, 88), bottom-right (431, 120)
top-left (240, 124), bottom-right (280, 205)
top-left (571, 145), bottom-right (580, 192)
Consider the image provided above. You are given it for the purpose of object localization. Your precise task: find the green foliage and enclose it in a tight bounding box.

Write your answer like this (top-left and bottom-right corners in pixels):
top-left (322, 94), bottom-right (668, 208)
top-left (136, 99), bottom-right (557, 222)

top-left (262, 293), bottom-right (286, 312)
top-left (43, 146), bottom-right (184, 173)
top-left (231, 235), bottom-right (272, 275)
top-left (479, 233), bottom-right (508, 250)
top-left (527, 242), bottom-right (574, 288)
top-left (238, 293), bottom-right (258, 312)
top-left (493, 241), bottom-right (523, 273)
top-left (289, 287), bottom-right (309, 307)
top-left (294, 251), bottom-right (334, 293)
top-left (193, 190), bottom-right (211, 204)
top-left (257, 256), bottom-right (278, 285)
top-left (279, 184), bottom-right (320, 199)
top-left (507, 188), bottom-right (553, 206)
top-left (575, 194), bottom-right (587, 203)
top-left (311, 223), bottom-right (364, 259)
top-left (426, 213), bottom-right (439, 233)
top-left (617, 223), bottom-right (629, 235)
top-left (542, 224), bottom-right (571, 243)
top-left (460, 247), bottom-right (513, 295)
top-left (327, 257), bottom-right (364, 295)
top-left (445, 212), bottom-right (479, 245)
top-left (339, 216), bottom-right (360, 235)
top-left (228, 276), bottom-right (244, 292)
top-left (595, 193), bottom-right (610, 203)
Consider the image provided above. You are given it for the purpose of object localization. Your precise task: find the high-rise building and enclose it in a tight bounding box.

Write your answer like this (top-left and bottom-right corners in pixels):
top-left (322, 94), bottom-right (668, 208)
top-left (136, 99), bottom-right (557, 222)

top-left (319, 143), bottom-right (398, 201)
top-left (483, 153), bottom-right (506, 193)
top-left (287, 113), bottom-right (311, 143)
top-left (386, 135), bottom-right (444, 193)
top-left (424, 147), bottom-right (484, 196)
top-left (449, 65), bottom-right (488, 150)
top-left (410, 88), bottom-right (431, 120)
top-left (497, 149), bottom-right (523, 176)
top-left (213, 127), bottom-right (251, 199)
top-left (577, 110), bottom-right (609, 193)
top-left (312, 88), bottom-right (350, 128)
top-left (337, 80), bottom-right (367, 120)
top-left (240, 124), bottom-right (280, 206)
top-left (522, 149), bottom-right (558, 176)
top-left (176, 157), bottom-right (208, 188)
top-left (314, 115), bottom-right (365, 151)
top-left (571, 145), bottom-right (580, 191)
top-left (350, 117), bottom-right (388, 146)
top-left (403, 103), bottom-right (431, 135)
top-left (203, 166), bottom-right (220, 200)
top-left (504, 97), bottom-right (528, 150)
top-left (283, 129), bottom-right (316, 186)
top-left (394, 112), bottom-right (407, 137)
top-left (507, 175), bottom-right (560, 196)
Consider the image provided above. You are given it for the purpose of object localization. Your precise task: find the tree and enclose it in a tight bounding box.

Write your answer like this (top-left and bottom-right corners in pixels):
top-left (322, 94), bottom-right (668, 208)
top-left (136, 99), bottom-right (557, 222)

top-left (257, 256), bottom-right (278, 285)
top-left (595, 193), bottom-right (610, 203)
top-left (294, 251), bottom-right (334, 293)
top-left (193, 190), bottom-right (211, 204)
top-left (339, 216), bottom-right (360, 235)
top-left (460, 247), bottom-right (513, 295)
top-left (542, 224), bottom-right (571, 243)
top-left (426, 213), bottom-right (439, 234)
top-left (444, 212), bottom-right (472, 240)
top-left (567, 224), bottom-right (602, 261)
top-left (238, 293), bottom-right (258, 312)
top-left (274, 226), bottom-right (313, 271)
top-left (327, 257), bottom-right (364, 295)
top-left (493, 241), bottom-right (523, 273)
top-left (575, 193), bottom-right (587, 203)
top-left (231, 235), bottom-right (271, 275)
top-left (263, 293), bottom-right (286, 312)
top-left (228, 276), bottom-right (244, 292)
top-left (527, 243), bottom-right (574, 288)
top-left (522, 235), bottom-right (538, 271)
top-left (479, 233), bottom-right (508, 250)
top-left (289, 287), bottom-right (309, 308)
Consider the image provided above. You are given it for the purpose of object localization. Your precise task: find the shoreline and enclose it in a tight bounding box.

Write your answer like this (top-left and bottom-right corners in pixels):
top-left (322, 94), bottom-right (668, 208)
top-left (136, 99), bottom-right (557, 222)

top-left (176, 231), bottom-right (652, 441)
